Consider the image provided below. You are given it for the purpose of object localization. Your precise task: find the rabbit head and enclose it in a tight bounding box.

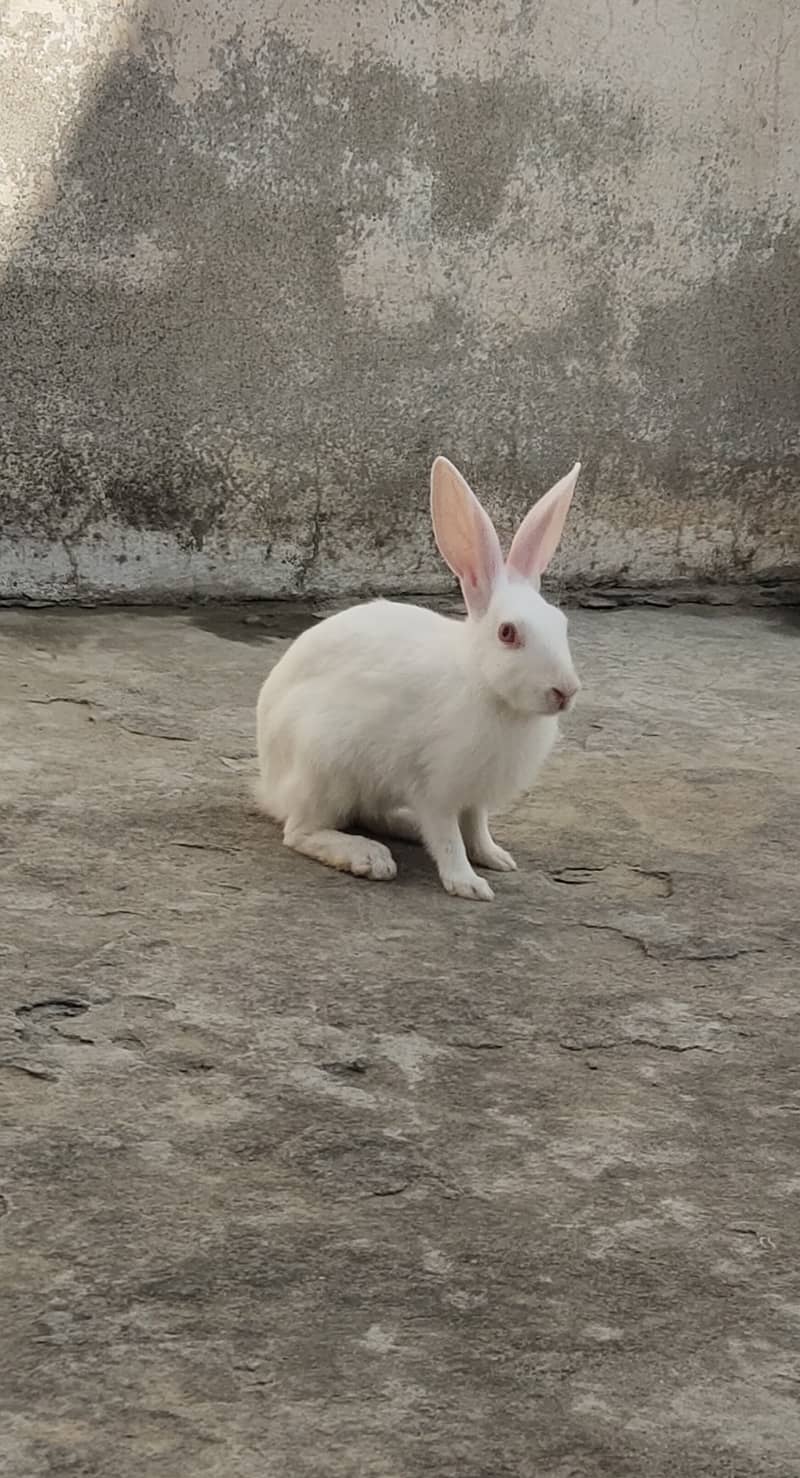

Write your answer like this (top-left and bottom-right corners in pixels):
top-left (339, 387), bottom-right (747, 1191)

top-left (431, 456), bottom-right (581, 718)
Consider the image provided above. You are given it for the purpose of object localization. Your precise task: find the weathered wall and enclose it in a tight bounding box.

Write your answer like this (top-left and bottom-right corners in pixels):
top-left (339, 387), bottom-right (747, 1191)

top-left (1, 1), bottom-right (798, 602)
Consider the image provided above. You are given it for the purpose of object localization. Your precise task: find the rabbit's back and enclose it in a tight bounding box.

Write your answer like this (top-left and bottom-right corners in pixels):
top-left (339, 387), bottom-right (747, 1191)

top-left (259, 599), bottom-right (460, 708)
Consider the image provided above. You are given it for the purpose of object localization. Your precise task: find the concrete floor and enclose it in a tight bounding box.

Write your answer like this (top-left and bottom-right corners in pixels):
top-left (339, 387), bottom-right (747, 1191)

top-left (1, 600), bottom-right (798, 1478)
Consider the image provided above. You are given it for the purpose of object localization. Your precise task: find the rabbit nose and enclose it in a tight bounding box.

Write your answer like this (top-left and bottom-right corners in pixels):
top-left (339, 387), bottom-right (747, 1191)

top-left (549, 682), bottom-right (579, 711)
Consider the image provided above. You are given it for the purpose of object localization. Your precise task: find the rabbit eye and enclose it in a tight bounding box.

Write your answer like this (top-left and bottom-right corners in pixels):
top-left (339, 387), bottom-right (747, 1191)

top-left (498, 621), bottom-right (519, 647)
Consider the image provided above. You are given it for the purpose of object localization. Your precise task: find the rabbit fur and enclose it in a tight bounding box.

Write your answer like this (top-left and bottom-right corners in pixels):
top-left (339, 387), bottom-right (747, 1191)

top-left (256, 456), bottom-right (581, 901)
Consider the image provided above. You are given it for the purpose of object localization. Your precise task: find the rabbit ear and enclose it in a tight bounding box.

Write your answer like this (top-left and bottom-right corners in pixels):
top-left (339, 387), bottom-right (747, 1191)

top-left (430, 457), bottom-right (503, 617)
top-left (507, 462), bottom-right (581, 583)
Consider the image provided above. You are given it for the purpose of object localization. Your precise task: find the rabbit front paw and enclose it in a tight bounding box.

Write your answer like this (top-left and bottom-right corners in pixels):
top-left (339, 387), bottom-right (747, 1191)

top-left (442, 870), bottom-right (495, 903)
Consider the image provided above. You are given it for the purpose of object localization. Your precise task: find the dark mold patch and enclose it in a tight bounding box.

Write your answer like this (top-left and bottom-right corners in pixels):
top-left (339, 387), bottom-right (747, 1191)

top-left (634, 222), bottom-right (800, 454)
top-left (430, 74), bottom-right (533, 233)
top-left (104, 462), bottom-right (227, 547)
top-left (429, 71), bottom-right (650, 234)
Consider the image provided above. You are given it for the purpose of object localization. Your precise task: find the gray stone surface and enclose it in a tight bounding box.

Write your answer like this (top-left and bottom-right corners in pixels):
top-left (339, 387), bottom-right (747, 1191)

top-left (1, 2), bottom-right (799, 601)
top-left (1, 600), bottom-right (799, 1476)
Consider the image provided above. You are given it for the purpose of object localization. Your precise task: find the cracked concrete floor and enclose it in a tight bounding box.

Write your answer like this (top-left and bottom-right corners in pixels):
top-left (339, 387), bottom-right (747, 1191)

top-left (1, 600), bottom-right (799, 1478)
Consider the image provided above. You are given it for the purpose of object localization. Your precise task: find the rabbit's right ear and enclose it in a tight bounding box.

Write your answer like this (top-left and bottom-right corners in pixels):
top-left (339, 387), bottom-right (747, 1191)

top-left (430, 457), bottom-right (502, 617)
top-left (507, 462), bottom-right (581, 583)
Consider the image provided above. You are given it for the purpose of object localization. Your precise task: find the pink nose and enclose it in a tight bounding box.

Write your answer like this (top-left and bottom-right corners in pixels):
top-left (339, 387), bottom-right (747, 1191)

top-left (550, 684), bottom-right (578, 711)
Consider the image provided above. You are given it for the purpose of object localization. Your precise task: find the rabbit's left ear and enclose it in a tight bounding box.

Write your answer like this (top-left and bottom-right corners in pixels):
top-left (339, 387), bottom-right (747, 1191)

top-left (430, 457), bottom-right (503, 617)
top-left (507, 463), bottom-right (581, 582)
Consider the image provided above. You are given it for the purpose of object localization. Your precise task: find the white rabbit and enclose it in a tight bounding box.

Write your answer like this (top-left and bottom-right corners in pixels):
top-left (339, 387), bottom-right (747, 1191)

top-left (255, 456), bottom-right (581, 901)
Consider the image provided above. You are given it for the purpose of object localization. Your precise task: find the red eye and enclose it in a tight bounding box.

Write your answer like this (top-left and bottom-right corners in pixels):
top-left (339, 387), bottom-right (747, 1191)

top-left (498, 622), bottom-right (519, 647)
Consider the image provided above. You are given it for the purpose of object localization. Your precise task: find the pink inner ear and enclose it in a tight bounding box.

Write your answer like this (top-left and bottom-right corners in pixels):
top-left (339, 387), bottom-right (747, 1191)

top-left (430, 457), bottom-right (503, 617)
top-left (507, 462), bottom-right (580, 580)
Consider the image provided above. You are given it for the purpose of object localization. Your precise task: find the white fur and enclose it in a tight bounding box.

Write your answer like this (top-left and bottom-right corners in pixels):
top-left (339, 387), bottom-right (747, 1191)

top-left (255, 457), bottom-right (581, 901)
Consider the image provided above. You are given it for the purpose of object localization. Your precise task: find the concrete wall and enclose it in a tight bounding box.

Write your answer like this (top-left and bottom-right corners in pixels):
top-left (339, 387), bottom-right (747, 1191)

top-left (1, 1), bottom-right (798, 603)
